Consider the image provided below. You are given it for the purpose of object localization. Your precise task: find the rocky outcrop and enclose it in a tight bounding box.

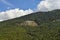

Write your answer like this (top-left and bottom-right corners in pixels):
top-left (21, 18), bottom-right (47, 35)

top-left (20, 21), bottom-right (38, 26)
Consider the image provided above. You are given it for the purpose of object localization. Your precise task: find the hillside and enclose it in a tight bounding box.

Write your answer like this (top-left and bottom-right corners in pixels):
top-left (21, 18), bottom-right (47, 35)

top-left (0, 9), bottom-right (60, 40)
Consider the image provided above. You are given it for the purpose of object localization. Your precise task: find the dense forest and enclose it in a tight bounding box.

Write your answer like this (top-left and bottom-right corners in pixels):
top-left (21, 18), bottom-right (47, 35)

top-left (0, 9), bottom-right (60, 40)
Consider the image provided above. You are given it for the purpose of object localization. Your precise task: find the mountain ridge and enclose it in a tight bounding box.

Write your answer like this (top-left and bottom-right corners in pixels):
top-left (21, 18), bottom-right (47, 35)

top-left (1, 9), bottom-right (60, 24)
top-left (0, 9), bottom-right (60, 40)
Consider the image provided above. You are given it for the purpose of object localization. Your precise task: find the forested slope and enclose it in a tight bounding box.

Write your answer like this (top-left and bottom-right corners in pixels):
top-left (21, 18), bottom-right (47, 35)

top-left (0, 9), bottom-right (60, 40)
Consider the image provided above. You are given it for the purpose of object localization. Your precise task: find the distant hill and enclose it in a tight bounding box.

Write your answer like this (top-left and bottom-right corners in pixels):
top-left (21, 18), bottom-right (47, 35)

top-left (0, 9), bottom-right (60, 40)
top-left (1, 9), bottom-right (60, 24)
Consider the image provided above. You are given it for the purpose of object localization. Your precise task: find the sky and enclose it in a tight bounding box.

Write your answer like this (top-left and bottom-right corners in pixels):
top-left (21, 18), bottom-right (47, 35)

top-left (0, 0), bottom-right (41, 11)
top-left (0, 0), bottom-right (60, 21)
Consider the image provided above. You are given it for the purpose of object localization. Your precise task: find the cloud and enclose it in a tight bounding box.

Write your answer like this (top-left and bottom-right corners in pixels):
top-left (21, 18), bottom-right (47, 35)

top-left (37, 0), bottom-right (60, 11)
top-left (1, 0), bottom-right (14, 7)
top-left (1, 0), bottom-right (60, 21)
top-left (0, 8), bottom-right (33, 21)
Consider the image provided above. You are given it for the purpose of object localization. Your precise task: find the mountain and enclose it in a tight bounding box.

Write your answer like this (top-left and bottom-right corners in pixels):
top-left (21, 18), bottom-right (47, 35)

top-left (0, 9), bottom-right (60, 40)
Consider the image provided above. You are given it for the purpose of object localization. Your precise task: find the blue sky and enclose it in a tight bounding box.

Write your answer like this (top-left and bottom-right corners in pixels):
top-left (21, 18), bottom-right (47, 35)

top-left (0, 0), bottom-right (41, 11)
top-left (0, 0), bottom-right (60, 21)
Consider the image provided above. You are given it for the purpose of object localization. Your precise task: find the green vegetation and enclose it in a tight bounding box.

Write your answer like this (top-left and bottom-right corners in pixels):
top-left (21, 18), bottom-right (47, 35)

top-left (0, 9), bottom-right (60, 40)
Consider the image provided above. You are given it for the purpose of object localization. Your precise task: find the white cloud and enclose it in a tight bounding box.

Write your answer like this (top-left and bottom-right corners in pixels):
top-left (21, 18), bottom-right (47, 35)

top-left (1, 0), bottom-right (14, 7)
top-left (37, 0), bottom-right (60, 11)
top-left (1, 0), bottom-right (60, 21)
top-left (0, 8), bottom-right (33, 21)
